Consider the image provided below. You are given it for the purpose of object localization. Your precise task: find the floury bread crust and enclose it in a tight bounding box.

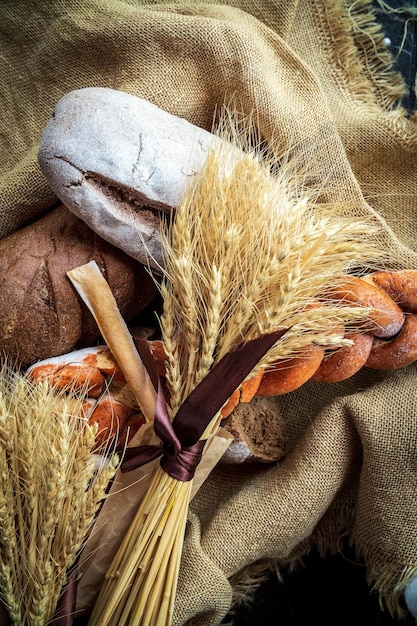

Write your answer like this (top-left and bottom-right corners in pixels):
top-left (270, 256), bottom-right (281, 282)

top-left (0, 204), bottom-right (160, 368)
top-left (38, 88), bottom-right (222, 272)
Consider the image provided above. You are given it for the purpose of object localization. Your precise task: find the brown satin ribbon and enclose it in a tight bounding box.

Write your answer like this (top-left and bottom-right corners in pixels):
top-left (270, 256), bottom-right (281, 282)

top-left (121, 329), bottom-right (287, 480)
top-left (121, 381), bottom-right (206, 480)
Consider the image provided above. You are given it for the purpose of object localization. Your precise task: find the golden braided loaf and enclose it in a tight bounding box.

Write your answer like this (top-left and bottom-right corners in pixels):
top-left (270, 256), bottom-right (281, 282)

top-left (27, 270), bottom-right (417, 448)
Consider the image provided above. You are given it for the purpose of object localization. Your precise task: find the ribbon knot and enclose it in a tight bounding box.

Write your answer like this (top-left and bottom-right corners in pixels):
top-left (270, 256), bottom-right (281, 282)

top-left (120, 381), bottom-right (206, 481)
top-left (160, 439), bottom-right (206, 481)
top-left (121, 329), bottom-right (287, 481)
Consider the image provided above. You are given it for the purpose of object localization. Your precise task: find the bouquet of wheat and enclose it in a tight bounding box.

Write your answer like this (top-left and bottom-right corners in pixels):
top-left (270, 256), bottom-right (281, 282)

top-left (68, 111), bottom-right (383, 626)
top-left (0, 363), bottom-right (118, 626)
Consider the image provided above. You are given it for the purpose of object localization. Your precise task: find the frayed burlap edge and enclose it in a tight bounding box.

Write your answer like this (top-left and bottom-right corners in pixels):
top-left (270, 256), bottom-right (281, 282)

top-left (356, 546), bottom-right (417, 619)
top-left (225, 494), bottom-right (357, 620)
top-left (226, 484), bottom-right (417, 620)
top-left (318, 0), bottom-right (408, 115)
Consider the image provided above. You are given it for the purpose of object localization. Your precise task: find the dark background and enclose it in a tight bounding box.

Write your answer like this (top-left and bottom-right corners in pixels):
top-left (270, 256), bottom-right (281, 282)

top-left (223, 2), bottom-right (417, 625)
top-left (378, 0), bottom-right (416, 115)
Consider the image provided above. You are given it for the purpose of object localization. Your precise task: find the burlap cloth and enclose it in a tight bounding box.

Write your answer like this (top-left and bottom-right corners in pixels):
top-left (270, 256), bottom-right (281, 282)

top-left (1, 1), bottom-right (416, 624)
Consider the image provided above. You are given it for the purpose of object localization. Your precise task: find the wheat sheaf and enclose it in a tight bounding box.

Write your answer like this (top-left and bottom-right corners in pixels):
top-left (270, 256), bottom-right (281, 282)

top-left (86, 109), bottom-right (385, 626)
top-left (0, 364), bottom-right (118, 626)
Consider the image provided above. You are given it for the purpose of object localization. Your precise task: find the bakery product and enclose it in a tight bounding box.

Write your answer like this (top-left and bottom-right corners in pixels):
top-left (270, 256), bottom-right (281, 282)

top-left (221, 396), bottom-right (287, 464)
top-left (0, 204), bottom-right (159, 368)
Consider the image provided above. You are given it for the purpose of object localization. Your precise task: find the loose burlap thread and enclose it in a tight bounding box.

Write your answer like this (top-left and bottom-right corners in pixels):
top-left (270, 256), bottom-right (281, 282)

top-left (1, 1), bottom-right (416, 624)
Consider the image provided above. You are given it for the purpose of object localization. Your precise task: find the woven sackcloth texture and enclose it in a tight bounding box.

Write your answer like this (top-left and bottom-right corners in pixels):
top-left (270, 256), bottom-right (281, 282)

top-left (1, 1), bottom-right (417, 624)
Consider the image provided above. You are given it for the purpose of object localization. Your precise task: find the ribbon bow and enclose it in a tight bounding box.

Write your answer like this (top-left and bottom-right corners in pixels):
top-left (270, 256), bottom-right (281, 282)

top-left (121, 329), bottom-right (288, 481)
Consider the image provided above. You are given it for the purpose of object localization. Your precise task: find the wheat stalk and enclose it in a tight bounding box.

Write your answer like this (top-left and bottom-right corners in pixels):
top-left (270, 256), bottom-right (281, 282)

top-left (0, 363), bottom-right (118, 626)
top-left (86, 108), bottom-right (384, 626)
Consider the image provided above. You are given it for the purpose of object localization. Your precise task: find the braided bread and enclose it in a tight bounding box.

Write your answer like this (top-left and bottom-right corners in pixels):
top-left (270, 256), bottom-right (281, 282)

top-left (26, 270), bottom-right (417, 459)
top-left (137, 271), bottom-right (417, 403)
top-left (161, 270), bottom-right (417, 399)
top-left (255, 271), bottom-right (417, 394)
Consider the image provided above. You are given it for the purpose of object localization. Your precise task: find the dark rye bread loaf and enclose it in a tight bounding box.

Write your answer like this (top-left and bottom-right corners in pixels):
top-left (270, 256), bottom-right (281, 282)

top-left (0, 204), bottom-right (160, 368)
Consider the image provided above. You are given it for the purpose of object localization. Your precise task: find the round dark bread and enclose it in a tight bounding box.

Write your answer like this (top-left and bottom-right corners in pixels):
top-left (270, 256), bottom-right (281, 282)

top-left (0, 204), bottom-right (159, 368)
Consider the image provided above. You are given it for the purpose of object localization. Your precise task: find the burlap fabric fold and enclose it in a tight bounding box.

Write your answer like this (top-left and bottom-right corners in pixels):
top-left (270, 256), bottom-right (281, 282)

top-left (1, 1), bottom-right (416, 624)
